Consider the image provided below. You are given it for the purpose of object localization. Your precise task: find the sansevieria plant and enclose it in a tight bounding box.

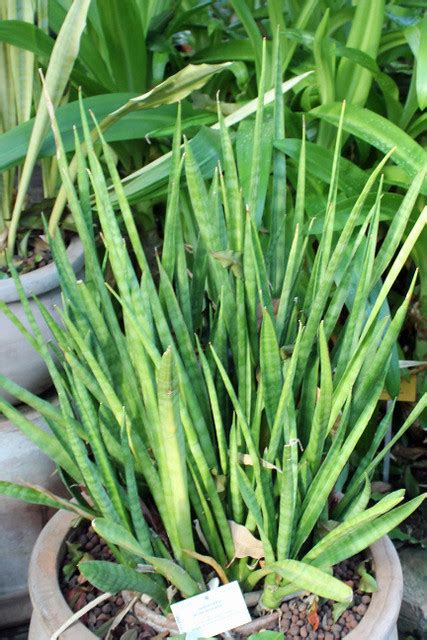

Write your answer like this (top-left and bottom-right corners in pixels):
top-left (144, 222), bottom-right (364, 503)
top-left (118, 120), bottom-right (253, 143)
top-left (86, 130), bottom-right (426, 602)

top-left (0, 55), bottom-right (426, 632)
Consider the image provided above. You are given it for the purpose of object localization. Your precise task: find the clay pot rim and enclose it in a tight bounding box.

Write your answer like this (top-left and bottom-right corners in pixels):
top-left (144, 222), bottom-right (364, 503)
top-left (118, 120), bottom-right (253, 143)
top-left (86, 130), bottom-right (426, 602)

top-left (29, 509), bottom-right (403, 640)
top-left (0, 236), bottom-right (84, 303)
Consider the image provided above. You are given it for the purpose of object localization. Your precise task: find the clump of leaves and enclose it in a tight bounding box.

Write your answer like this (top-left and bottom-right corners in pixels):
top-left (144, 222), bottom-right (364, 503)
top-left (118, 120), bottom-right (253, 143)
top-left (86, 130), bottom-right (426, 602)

top-left (0, 46), bottom-right (425, 622)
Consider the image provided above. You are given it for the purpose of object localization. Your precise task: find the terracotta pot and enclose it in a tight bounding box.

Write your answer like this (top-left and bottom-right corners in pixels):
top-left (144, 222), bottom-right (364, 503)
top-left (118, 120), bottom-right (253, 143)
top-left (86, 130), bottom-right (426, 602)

top-left (29, 510), bottom-right (402, 640)
top-left (0, 236), bottom-right (84, 404)
top-left (0, 396), bottom-right (63, 628)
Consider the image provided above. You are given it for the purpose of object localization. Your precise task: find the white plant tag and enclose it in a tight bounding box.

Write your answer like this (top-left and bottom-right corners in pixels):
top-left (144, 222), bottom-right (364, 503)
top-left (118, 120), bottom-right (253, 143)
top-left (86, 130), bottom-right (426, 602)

top-left (171, 581), bottom-right (251, 639)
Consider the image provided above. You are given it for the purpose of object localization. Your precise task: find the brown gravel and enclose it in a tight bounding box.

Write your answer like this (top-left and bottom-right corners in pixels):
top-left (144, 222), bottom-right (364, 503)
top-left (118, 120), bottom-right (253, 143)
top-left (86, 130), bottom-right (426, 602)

top-left (62, 526), bottom-right (372, 639)
top-left (263, 565), bottom-right (372, 639)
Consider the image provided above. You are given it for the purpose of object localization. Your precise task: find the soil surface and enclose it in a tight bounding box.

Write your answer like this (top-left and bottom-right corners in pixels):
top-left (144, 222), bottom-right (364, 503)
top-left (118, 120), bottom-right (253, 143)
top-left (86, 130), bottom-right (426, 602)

top-left (0, 230), bottom-right (76, 279)
top-left (62, 524), bottom-right (373, 639)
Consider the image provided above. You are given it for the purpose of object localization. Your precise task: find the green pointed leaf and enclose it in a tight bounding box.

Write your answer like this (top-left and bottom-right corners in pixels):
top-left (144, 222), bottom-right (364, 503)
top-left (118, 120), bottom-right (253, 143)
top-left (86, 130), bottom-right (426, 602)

top-left (260, 310), bottom-right (282, 430)
top-left (111, 63), bottom-right (232, 118)
top-left (357, 562), bottom-right (379, 593)
top-left (92, 518), bottom-right (201, 598)
top-left (79, 561), bottom-right (168, 609)
top-left (0, 481), bottom-right (94, 518)
top-left (258, 560), bottom-right (353, 603)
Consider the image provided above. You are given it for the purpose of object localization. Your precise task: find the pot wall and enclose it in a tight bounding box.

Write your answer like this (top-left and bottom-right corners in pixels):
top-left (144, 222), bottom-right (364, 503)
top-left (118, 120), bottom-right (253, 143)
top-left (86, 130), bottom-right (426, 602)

top-left (0, 237), bottom-right (84, 404)
top-left (28, 510), bottom-right (402, 640)
top-left (0, 397), bottom-right (63, 628)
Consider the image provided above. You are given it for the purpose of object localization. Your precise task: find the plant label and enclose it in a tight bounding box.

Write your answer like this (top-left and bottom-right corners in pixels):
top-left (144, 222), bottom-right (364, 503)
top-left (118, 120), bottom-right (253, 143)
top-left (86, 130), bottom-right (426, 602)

top-left (171, 580), bottom-right (251, 639)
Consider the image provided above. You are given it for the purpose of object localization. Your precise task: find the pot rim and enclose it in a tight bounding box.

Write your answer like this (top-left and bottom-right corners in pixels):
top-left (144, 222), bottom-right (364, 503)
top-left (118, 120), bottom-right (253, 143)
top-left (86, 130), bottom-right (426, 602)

top-left (0, 236), bottom-right (84, 304)
top-left (29, 509), bottom-right (403, 639)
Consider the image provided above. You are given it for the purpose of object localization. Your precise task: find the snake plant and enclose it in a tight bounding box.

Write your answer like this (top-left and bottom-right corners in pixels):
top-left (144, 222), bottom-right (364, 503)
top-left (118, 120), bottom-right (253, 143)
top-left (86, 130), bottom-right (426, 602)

top-left (0, 69), bottom-right (425, 620)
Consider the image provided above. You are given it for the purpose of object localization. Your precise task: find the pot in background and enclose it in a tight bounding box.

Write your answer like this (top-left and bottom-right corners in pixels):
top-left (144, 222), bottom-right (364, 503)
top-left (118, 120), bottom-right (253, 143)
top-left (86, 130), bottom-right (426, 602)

top-left (0, 236), bottom-right (84, 404)
top-left (28, 510), bottom-right (402, 640)
top-left (0, 396), bottom-right (63, 628)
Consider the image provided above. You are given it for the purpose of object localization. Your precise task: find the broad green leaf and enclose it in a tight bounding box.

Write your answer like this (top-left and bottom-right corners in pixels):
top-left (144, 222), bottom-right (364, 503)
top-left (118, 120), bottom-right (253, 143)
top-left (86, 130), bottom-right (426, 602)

top-left (79, 561), bottom-right (168, 609)
top-left (92, 518), bottom-right (202, 597)
top-left (250, 560), bottom-right (353, 604)
top-left (311, 103), bottom-right (427, 194)
top-left (193, 40), bottom-right (256, 63)
top-left (0, 19), bottom-right (53, 59)
top-left (274, 139), bottom-right (367, 195)
top-left (0, 98), bottom-right (210, 173)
